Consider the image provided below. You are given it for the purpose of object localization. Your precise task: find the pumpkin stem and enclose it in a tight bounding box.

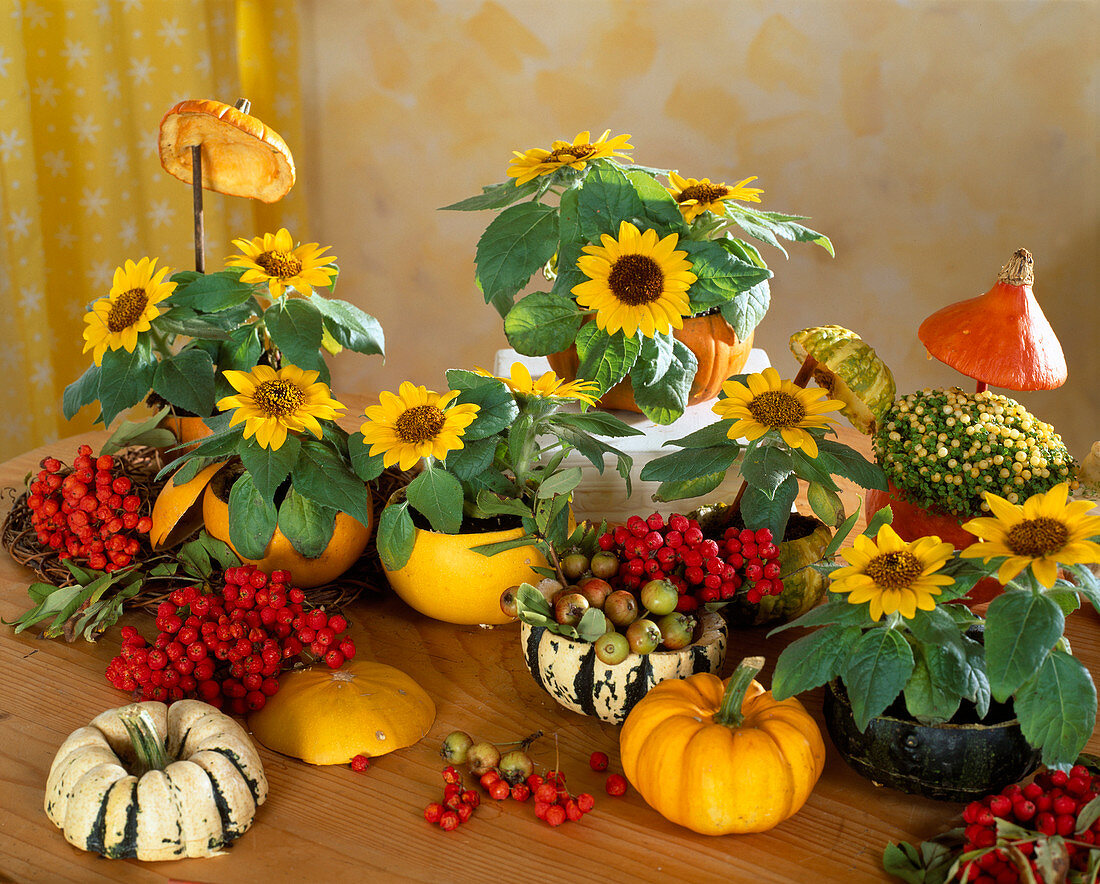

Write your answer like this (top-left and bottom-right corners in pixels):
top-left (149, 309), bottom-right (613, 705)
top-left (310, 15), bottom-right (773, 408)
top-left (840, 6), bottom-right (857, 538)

top-left (118, 706), bottom-right (170, 775)
top-left (713, 656), bottom-right (765, 728)
top-left (996, 249), bottom-right (1034, 287)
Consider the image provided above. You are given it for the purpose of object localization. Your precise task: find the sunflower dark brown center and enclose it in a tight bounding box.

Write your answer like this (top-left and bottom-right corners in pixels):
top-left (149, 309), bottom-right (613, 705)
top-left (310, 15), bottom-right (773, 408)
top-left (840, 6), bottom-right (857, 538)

top-left (1006, 517), bottom-right (1068, 558)
top-left (607, 254), bottom-right (665, 306)
top-left (106, 288), bottom-right (149, 332)
top-left (395, 405), bottom-right (445, 444)
top-left (678, 183), bottom-right (730, 204)
top-left (256, 250), bottom-right (303, 280)
top-left (548, 144), bottom-right (596, 163)
top-left (865, 551), bottom-right (924, 589)
top-left (252, 380), bottom-right (304, 417)
top-left (747, 391), bottom-right (807, 428)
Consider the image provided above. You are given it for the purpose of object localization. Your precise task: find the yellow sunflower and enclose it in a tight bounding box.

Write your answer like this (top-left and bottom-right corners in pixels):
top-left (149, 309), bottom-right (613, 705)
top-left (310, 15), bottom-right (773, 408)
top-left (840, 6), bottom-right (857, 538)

top-left (507, 129), bottom-right (634, 186)
top-left (82, 257), bottom-right (175, 366)
top-left (666, 171), bottom-right (764, 222)
top-left (960, 483), bottom-right (1100, 587)
top-left (226, 228), bottom-right (337, 298)
top-left (712, 368), bottom-right (842, 458)
top-left (829, 524), bottom-right (955, 620)
top-left (474, 362), bottom-right (600, 407)
top-left (216, 364), bottom-right (345, 450)
top-left (571, 221), bottom-right (697, 339)
top-left (360, 382), bottom-right (481, 471)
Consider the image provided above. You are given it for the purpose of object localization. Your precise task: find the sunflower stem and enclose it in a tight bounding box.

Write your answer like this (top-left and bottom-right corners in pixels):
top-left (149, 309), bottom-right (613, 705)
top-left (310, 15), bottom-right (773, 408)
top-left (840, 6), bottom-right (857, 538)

top-left (148, 326), bottom-right (173, 360)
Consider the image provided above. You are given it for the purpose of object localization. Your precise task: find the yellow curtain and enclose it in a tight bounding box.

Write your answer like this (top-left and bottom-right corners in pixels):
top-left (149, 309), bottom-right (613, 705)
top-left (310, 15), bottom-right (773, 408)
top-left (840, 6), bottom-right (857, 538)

top-left (0, 0), bottom-right (308, 460)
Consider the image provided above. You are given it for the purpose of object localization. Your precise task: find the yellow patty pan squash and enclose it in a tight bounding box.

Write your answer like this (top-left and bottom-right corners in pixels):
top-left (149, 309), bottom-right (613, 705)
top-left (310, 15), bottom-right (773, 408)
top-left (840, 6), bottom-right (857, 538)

top-left (619, 656), bottom-right (825, 835)
top-left (247, 661), bottom-right (435, 765)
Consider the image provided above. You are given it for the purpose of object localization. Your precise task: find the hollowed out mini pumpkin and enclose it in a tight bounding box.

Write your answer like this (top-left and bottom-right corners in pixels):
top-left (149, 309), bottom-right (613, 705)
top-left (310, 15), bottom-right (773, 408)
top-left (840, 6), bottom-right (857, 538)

top-left (547, 313), bottom-right (754, 412)
top-left (45, 700), bottom-right (267, 860)
top-left (247, 662), bottom-right (435, 765)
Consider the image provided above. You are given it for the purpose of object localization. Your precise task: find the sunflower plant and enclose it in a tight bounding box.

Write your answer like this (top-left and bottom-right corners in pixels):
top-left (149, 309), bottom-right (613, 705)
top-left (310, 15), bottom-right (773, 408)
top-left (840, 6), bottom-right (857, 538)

top-left (639, 367), bottom-right (887, 542)
top-left (63, 228), bottom-right (383, 437)
top-left (442, 129), bottom-right (832, 424)
top-left (770, 483), bottom-right (1100, 769)
top-left (157, 362), bottom-right (377, 561)
top-left (364, 363), bottom-right (641, 574)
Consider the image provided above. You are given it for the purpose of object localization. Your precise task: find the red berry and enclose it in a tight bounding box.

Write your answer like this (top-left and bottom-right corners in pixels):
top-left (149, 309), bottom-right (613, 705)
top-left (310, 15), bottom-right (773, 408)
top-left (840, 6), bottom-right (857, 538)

top-left (510, 783), bottom-right (530, 802)
top-left (350, 754), bottom-right (370, 772)
top-left (577, 792), bottom-right (595, 813)
top-left (605, 774), bottom-right (628, 797)
top-left (424, 803), bottom-right (444, 824)
top-left (544, 804), bottom-right (567, 827)
top-left (438, 811), bottom-right (460, 831)
top-left (589, 751), bottom-right (609, 771)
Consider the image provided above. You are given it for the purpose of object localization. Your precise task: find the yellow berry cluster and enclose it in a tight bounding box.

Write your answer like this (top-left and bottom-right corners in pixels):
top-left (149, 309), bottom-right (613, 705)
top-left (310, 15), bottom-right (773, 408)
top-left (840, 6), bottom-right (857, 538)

top-left (872, 387), bottom-right (1075, 517)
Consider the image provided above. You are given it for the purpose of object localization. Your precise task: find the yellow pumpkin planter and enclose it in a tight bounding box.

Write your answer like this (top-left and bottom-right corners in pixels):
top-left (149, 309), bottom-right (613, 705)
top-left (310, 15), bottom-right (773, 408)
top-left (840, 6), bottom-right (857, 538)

top-left (619, 656), bottom-right (825, 835)
top-left (247, 662), bottom-right (435, 765)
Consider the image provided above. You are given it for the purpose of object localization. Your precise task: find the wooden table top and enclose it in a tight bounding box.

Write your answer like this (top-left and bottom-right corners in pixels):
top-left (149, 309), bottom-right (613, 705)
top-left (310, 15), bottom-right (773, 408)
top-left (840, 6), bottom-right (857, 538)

top-left (1, 427), bottom-right (1098, 884)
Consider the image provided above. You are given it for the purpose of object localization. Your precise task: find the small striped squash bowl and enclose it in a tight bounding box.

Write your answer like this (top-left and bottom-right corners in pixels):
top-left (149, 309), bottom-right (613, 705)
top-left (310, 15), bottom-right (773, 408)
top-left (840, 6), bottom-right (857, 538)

top-left (519, 610), bottom-right (729, 724)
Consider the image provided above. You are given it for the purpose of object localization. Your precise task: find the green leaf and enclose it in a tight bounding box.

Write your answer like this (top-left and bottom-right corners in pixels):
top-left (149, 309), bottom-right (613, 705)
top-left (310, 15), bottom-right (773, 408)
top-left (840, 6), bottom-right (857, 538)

top-left (629, 333), bottom-right (674, 389)
top-left (576, 163), bottom-right (645, 239)
top-left (278, 487), bottom-right (337, 558)
top-left (815, 439), bottom-right (888, 491)
top-left (720, 284), bottom-right (771, 342)
top-left (787, 447), bottom-right (840, 492)
top-left (291, 439), bottom-right (373, 527)
top-left (772, 624), bottom-right (862, 699)
top-left (740, 444), bottom-right (795, 497)
top-left (807, 482), bottom-right (845, 527)
top-left (227, 472), bottom-right (277, 559)
top-left (640, 445), bottom-right (740, 483)
top-left (984, 590), bottom-right (1065, 702)
top-left (97, 338), bottom-right (157, 426)
top-left (445, 369), bottom-right (519, 440)
top-left (168, 271), bottom-right (254, 311)
top-left (406, 466), bottom-right (463, 534)
top-left (741, 474), bottom-right (798, 542)
top-left (100, 406), bottom-right (174, 455)
top-left (444, 434), bottom-right (499, 480)
top-left (1014, 650), bottom-right (1097, 768)
top-left (516, 582), bottom-right (553, 621)
top-left (376, 502), bottom-right (416, 571)
top-left (239, 433), bottom-right (300, 504)
top-left (440, 178), bottom-right (540, 211)
top-left (630, 339), bottom-right (696, 425)
top-left (904, 644), bottom-right (963, 725)
top-left (768, 598), bottom-right (875, 636)
top-left (1068, 564), bottom-right (1100, 612)
top-left (843, 628), bottom-right (915, 732)
top-left (152, 348), bottom-right (216, 417)
top-left (347, 432), bottom-right (385, 482)
top-left (475, 202), bottom-right (559, 315)
top-left (576, 607), bottom-right (610, 643)
top-left (156, 310), bottom-right (232, 341)
top-left (625, 169), bottom-right (686, 231)
top-left (472, 535), bottom-right (540, 557)
top-left (575, 324), bottom-right (640, 394)
top-left (959, 635), bottom-right (991, 719)
top-left (679, 240), bottom-right (772, 313)
top-left (819, 509), bottom-right (862, 559)
top-left (548, 411), bottom-right (641, 439)
top-left (311, 297), bottom-right (385, 357)
top-left (216, 325), bottom-right (263, 382)
top-left (502, 290), bottom-right (583, 357)
top-left (726, 206), bottom-right (834, 257)
top-left (653, 473), bottom-right (727, 503)
top-left (665, 422), bottom-right (738, 449)
top-left (264, 298), bottom-right (325, 371)
top-left (864, 503), bottom-right (895, 538)
top-left (63, 363), bottom-right (101, 420)
top-left (535, 466), bottom-right (583, 500)
top-left (473, 491), bottom-right (530, 519)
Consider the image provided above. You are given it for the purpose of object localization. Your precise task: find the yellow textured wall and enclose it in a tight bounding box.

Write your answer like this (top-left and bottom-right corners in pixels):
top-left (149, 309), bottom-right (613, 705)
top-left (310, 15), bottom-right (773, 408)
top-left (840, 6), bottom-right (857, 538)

top-left (299, 0), bottom-right (1098, 456)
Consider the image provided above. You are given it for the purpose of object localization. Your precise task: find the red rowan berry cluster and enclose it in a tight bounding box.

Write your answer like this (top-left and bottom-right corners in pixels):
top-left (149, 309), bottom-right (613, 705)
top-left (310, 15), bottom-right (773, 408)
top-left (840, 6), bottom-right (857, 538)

top-left (959, 766), bottom-right (1100, 882)
top-left (423, 766), bottom-right (482, 831)
top-left (598, 512), bottom-right (783, 610)
top-left (26, 445), bottom-right (152, 571)
top-left (104, 564), bottom-right (356, 714)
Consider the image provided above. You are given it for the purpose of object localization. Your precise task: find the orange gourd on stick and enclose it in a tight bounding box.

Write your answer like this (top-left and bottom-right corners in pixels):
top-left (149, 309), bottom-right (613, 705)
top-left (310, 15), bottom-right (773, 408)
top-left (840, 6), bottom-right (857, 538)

top-left (917, 249), bottom-right (1066, 391)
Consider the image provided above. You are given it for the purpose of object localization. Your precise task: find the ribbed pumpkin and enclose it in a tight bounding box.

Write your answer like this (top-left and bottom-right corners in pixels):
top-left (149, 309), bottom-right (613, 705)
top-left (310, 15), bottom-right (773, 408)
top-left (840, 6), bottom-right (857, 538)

top-left (45, 700), bottom-right (267, 861)
top-left (789, 325), bottom-right (895, 434)
top-left (520, 610), bottom-right (728, 723)
top-left (247, 662), bottom-right (435, 765)
top-left (620, 657), bottom-right (825, 835)
top-left (547, 313), bottom-right (753, 413)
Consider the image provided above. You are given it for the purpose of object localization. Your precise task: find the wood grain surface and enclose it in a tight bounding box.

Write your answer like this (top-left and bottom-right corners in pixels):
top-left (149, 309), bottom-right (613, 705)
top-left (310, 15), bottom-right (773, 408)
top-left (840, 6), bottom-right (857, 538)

top-left (1, 428), bottom-right (1097, 884)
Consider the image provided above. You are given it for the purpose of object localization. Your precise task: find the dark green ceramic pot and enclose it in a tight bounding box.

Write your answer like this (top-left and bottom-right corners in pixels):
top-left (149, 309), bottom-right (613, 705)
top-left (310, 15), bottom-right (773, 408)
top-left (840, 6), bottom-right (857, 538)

top-left (823, 680), bottom-right (1040, 802)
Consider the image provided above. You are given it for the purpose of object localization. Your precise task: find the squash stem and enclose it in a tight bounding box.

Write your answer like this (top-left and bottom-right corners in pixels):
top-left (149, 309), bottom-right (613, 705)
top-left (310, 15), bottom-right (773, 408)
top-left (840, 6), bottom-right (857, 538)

top-left (713, 656), bottom-right (765, 728)
top-left (118, 706), bottom-right (169, 775)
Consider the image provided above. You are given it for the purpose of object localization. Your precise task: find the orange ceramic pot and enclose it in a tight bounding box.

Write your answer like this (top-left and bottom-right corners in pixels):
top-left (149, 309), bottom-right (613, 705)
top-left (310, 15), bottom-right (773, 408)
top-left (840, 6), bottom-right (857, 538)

top-left (547, 314), bottom-right (753, 413)
top-left (864, 481), bottom-right (1002, 607)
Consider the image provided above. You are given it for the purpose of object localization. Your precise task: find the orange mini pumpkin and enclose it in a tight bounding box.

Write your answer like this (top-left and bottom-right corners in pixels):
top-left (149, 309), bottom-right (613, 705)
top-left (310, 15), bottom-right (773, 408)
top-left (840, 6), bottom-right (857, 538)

top-left (619, 656), bottom-right (825, 835)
